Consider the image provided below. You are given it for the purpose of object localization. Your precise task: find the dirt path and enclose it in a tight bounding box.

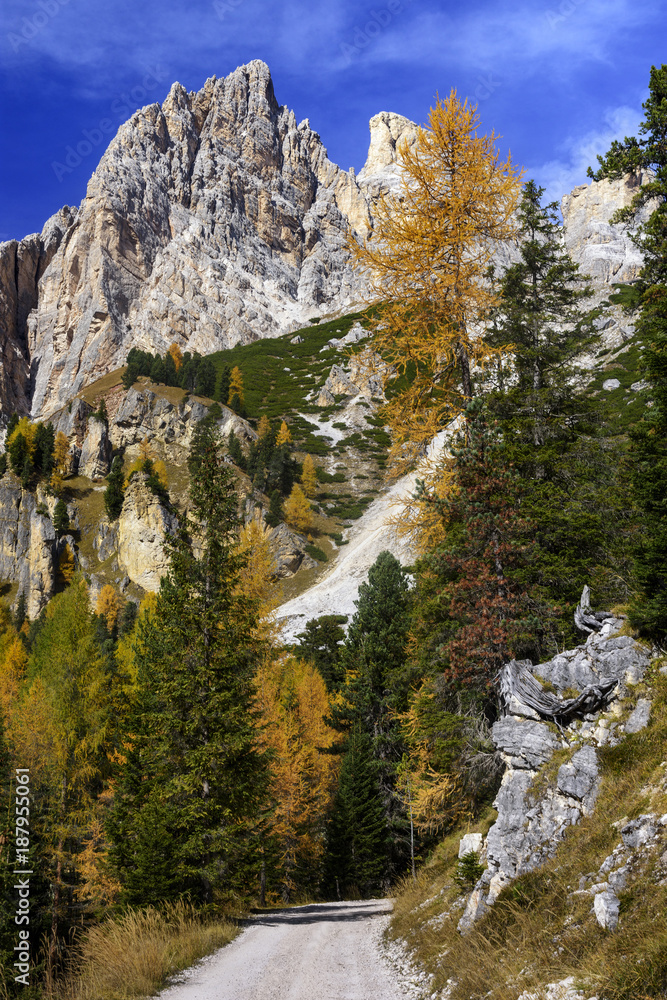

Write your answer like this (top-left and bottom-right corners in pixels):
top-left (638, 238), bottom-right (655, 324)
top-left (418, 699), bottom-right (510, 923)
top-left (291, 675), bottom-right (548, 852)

top-left (156, 899), bottom-right (417, 1000)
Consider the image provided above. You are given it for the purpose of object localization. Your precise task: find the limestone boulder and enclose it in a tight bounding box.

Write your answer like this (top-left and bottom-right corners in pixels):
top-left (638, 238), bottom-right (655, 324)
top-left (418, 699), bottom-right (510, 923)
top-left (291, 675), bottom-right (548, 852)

top-left (117, 473), bottom-right (178, 591)
top-left (78, 418), bottom-right (112, 479)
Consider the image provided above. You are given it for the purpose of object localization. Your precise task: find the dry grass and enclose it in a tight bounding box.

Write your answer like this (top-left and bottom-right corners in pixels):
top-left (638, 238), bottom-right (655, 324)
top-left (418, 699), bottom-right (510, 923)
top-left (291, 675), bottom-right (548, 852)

top-left (389, 667), bottom-right (667, 1000)
top-left (52, 901), bottom-right (239, 1000)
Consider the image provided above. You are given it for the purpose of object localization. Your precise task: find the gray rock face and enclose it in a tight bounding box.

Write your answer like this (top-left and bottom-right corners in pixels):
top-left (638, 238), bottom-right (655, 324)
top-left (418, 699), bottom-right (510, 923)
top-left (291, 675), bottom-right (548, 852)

top-left (460, 619), bottom-right (652, 931)
top-left (22, 61), bottom-right (414, 419)
top-left (593, 890), bottom-right (620, 930)
top-left (110, 387), bottom-right (255, 462)
top-left (0, 476), bottom-right (59, 617)
top-left (78, 418), bottom-right (112, 479)
top-left (117, 473), bottom-right (178, 590)
top-left (534, 626), bottom-right (651, 692)
top-left (458, 833), bottom-right (483, 859)
top-left (267, 521), bottom-right (317, 579)
top-left (624, 697), bottom-right (652, 733)
top-left (561, 172), bottom-right (652, 290)
top-left (492, 718), bottom-right (560, 769)
top-left (557, 746), bottom-right (600, 801)
top-left (0, 206), bottom-right (76, 418)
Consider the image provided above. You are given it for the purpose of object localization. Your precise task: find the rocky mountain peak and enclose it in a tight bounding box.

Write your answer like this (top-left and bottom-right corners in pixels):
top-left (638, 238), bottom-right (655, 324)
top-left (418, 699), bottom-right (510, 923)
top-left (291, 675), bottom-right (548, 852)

top-left (7, 60), bottom-right (413, 419)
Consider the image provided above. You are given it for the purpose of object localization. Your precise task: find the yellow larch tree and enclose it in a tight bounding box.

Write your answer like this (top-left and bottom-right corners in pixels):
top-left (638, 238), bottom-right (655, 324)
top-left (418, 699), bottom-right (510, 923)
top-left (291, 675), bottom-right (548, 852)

top-left (283, 483), bottom-right (312, 533)
top-left (227, 366), bottom-right (245, 409)
top-left (95, 584), bottom-right (124, 631)
top-left (276, 420), bottom-right (292, 447)
top-left (236, 515), bottom-right (280, 638)
top-left (349, 92), bottom-right (523, 463)
top-left (301, 453), bottom-right (318, 498)
top-left (254, 654), bottom-right (338, 901)
top-left (257, 414), bottom-right (272, 439)
top-left (167, 342), bottom-right (183, 371)
top-left (50, 430), bottom-right (70, 493)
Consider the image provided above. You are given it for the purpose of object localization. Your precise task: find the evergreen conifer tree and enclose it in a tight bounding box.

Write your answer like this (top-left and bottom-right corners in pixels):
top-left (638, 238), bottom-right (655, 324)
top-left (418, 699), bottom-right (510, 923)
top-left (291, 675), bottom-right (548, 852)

top-left (53, 498), bottom-right (69, 536)
top-left (108, 419), bottom-right (269, 904)
top-left (104, 456), bottom-right (125, 520)
top-left (322, 731), bottom-right (389, 899)
top-left (295, 614), bottom-right (348, 691)
top-left (163, 352), bottom-right (179, 387)
top-left (325, 552), bottom-right (412, 878)
top-left (149, 356), bottom-right (166, 384)
top-left (122, 362), bottom-right (140, 390)
top-left (482, 180), bottom-right (627, 634)
top-left (265, 488), bottom-right (284, 527)
top-left (215, 365), bottom-right (231, 406)
top-left (589, 65), bottom-right (667, 641)
top-left (227, 430), bottom-right (246, 470)
top-left (195, 357), bottom-right (216, 397)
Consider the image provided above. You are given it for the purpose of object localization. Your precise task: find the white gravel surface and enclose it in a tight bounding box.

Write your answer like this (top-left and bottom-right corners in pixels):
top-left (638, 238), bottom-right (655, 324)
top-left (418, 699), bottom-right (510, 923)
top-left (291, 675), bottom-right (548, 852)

top-left (155, 899), bottom-right (428, 1000)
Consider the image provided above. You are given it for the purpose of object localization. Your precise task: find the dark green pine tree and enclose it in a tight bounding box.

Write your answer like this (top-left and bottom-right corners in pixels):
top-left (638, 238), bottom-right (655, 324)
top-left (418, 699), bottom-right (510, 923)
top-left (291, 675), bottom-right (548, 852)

top-left (104, 456), bottom-right (125, 520)
top-left (33, 421), bottom-right (55, 479)
top-left (8, 432), bottom-right (28, 477)
top-left (163, 351), bottom-right (179, 387)
top-left (325, 551), bottom-right (412, 878)
top-left (322, 731), bottom-right (389, 899)
top-left (227, 430), bottom-right (246, 470)
top-left (215, 365), bottom-right (231, 406)
top-left (53, 498), bottom-right (69, 536)
top-left (264, 488), bottom-right (283, 527)
top-left (195, 357), bottom-right (216, 398)
top-left (122, 362), bottom-right (140, 390)
top-left (108, 418), bottom-right (269, 904)
top-left (482, 180), bottom-right (632, 637)
top-left (14, 591), bottom-right (27, 631)
top-left (149, 356), bottom-right (166, 385)
top-left (295, 614), bottom-right (348, 692)
top-left (589, 65), bottom-right (667, 642)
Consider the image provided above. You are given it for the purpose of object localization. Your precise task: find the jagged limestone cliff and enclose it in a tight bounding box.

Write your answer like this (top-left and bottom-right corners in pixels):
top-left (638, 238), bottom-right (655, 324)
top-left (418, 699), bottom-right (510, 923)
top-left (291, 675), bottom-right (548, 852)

top-left (0, 58), bottom-right (647, 423)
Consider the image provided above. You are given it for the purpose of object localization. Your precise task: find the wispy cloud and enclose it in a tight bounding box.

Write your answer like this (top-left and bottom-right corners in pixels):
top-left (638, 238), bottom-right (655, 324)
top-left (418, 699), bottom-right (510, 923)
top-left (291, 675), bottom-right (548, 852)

top-left (529, 102), bottom-right (644, 207)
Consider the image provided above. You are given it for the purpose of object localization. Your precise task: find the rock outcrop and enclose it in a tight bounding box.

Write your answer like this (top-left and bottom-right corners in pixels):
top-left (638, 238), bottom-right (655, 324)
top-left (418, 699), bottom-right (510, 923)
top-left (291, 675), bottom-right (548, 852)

top-left (0, 206), bottom-right (76, 420)
top-left (78, 417), bottom-right (112, 479)
top-left (117, 473), bottom-right (178, 591)
top-left (0, 477), bottom-right (59, 617)
top-left (561, 171), bottom-right (652, 290)
top-left (109, 386), bottom-right (255, 462)
top-left (458, 605), bottom-right (653, 932)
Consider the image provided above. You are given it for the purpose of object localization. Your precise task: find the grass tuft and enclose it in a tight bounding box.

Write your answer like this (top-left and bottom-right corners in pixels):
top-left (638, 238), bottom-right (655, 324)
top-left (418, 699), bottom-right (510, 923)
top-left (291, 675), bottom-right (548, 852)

top-left (53, 901), bottom-right (238, 1000)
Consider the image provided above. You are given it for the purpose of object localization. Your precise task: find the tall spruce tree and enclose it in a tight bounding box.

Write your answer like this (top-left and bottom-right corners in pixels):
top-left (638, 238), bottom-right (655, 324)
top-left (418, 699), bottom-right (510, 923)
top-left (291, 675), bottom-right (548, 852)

top-left (104, 456), bottom-right (125, 520)
top-left (322, 731), bottom-right (389, 899)
top-left (325, 552), bottom-right (412, 880)
top-left (482, 180), bottom-right (632, 638)
top-left (108, 418), bottom-right (269, 904)
top-left (589, 65), bottom-right (667, 642)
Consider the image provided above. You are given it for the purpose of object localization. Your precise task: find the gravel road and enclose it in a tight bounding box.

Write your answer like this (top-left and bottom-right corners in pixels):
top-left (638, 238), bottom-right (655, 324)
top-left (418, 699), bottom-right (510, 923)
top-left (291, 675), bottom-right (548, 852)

top-left (157, 899), bottom-right (418, 1000)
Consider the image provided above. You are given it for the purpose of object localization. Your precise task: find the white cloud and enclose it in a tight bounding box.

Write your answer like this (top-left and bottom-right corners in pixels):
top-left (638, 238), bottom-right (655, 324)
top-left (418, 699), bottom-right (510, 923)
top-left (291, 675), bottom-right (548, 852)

top-left (528, 103), bottom-right (644, 207)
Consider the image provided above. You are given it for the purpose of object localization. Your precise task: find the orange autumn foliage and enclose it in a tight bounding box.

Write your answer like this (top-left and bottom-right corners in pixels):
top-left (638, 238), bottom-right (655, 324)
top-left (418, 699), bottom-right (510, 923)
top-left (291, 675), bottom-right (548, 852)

top-left (255, 654), bottom-right (338, 901)
top-left (349, 92), bottom-right (523, 466)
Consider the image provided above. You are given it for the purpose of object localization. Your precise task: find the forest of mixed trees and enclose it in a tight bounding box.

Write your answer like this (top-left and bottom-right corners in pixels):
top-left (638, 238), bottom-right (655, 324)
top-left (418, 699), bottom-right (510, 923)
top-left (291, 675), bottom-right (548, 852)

top-left (0, 63), bottom-right (665, 995)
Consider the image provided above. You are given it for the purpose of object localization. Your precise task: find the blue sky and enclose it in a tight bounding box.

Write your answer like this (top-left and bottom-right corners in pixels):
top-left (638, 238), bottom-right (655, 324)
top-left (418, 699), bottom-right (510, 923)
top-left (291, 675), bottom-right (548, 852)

top-left (0, 0), bottom-right (664, 241)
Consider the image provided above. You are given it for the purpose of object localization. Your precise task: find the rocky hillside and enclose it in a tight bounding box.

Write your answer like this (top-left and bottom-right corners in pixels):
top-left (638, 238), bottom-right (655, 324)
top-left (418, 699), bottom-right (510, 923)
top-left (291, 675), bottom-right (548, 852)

top-left (388, 595), bottom-right (667, 1000)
